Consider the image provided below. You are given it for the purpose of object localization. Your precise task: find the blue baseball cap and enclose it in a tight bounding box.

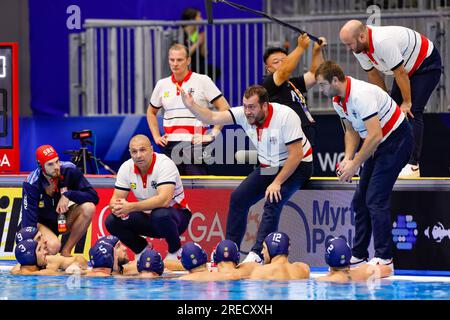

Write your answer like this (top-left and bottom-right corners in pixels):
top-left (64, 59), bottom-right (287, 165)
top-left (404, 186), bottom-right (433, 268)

top-left (15, 227), bottom-right (38, 244)
top-left (96, 235), bottom-right (120, 247)
top-left (137, 248), bottom-right (164, 275)
top-left (15, 239), bottom-right (38, 266)
top-left (89, 242), bottom-right (114, 269)
top-left (213, 240), bottom-right (240, 265)
top-left (325, 237), bottom-right (352, 268)
top-left (180, 242), bottom-right (208, 271)
top-left (264, 232), bottom-right (290, 259)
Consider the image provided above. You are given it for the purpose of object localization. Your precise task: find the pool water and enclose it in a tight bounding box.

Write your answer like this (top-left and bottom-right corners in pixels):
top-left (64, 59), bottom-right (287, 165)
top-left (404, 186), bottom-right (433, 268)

top-left (1, 271), bottom-right (450, 300)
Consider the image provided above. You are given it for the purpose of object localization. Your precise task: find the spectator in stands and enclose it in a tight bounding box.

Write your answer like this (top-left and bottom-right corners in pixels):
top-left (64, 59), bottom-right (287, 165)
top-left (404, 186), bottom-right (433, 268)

top-left (181, 7), bottom-right (221, 78)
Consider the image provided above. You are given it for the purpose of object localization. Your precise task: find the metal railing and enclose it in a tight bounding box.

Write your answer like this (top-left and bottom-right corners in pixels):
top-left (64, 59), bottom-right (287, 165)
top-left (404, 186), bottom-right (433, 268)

top-left (266, 0), bottom-right (450, 15)
top-left (70, 12), bottom-right (449, 116)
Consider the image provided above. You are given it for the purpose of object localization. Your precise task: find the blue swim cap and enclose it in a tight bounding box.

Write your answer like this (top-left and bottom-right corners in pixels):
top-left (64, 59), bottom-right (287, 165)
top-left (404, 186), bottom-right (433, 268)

top-left (264, 232), bottom-right (290, 259)
top-left (15, 239), bottom-right (38, 266)
top-left (213, 240), bottom-right (240, 265)
top-left (15, 227), bottom-right (38, 244)
top-left (89, 242), bottom-right (114, 269)
top-left (137, 248), bottom-right (164, 275)
top-left (96, 235), bottom-right (120, 247)
top-left (325, 237), bottom-right (352, 268)
top-left (180, 242), bottom-right (208, 271)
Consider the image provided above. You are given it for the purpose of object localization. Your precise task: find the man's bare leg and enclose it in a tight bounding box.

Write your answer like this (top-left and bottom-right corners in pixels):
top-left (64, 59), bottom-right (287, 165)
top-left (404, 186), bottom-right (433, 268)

top-left (61, 202), bottom-right (95, 257)
top-left (37, 223), bottom-right (61, 255)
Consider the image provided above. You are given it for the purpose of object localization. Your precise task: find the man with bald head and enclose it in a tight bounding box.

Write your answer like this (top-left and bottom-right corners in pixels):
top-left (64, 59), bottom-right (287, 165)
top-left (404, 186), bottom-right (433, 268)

top-left (340, 20), bottom-right (442, 178)
top-left (105, 134), bottom-right (192, 268)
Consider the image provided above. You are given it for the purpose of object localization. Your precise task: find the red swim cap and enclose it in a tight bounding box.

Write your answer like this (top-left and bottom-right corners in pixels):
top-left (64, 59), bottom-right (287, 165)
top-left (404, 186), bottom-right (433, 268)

top-left (36, 145), bottom-right (59, 168)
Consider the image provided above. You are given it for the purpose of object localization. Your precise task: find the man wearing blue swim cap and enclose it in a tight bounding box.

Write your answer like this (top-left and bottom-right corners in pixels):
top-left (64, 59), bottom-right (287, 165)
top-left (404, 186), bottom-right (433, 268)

top-left (13, 239), bottom-right (88, 275)
top-left (93, 235), bottom-right (132, 275)
top-left (317, 237), bottom-right (392, 283)
top-left (249, 232), bottom-right (310, 280)
top-left (212, 240), bottom-right (259, 279)
top-left (178, 242), bottom-right (240, 281)
top-left (137, 248), bottom-right (165, 278)
top-left (85, 242), bottom-right (116, 277)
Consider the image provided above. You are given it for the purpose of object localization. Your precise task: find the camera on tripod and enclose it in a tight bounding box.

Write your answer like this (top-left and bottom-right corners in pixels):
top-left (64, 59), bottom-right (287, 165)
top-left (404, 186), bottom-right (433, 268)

top-left (64, 129), bottom-right (116, 175)
top-left (72, 129), bottom-right (92, 141)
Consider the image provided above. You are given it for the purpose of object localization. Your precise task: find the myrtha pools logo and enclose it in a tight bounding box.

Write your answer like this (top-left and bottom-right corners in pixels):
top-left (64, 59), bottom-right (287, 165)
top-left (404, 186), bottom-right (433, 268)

top-left (392, 215), bottom-right (418, 250)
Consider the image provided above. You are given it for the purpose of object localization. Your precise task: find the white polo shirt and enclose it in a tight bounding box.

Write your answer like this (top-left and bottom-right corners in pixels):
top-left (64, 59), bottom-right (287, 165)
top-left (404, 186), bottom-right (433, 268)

top-left (229, 102), bottom-right (313, 167)
top-left (333, 76), bottom-right (405, 143)
top-left (150, 71), bottom-right (223, 142)
top-left (115, 153), bottom-right (188, 213)
top-left (354, 25), bottom-right (434, 76)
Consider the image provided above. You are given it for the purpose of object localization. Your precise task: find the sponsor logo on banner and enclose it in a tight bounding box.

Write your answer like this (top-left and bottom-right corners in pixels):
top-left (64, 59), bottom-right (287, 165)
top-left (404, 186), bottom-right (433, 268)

top-left (392, 215), bottom-right (418, 250)
top-left (0, 188), bottom-right (23, 260)
top-left (424, 222), bottom-right (450, 243)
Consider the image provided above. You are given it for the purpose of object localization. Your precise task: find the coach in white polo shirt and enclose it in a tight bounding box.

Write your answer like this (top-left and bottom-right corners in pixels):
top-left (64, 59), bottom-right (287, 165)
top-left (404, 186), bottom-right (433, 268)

top-left (105, 135), bottom-right (192, 267)
top-left (339, 21), bottom-right (442, 178)
top-left (147, 43), bottom-right (230, 175)
top-left (179, 84), bottom-right (313, 264)
top-left (315, 61), bottom-right (414, 269)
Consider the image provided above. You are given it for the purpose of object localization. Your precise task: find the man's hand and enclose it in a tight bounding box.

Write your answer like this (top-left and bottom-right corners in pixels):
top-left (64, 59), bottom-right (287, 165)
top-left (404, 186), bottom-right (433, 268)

top-left (113, 199), bottom-right (133, 217)
top-left (400, 101), bottom-right (414, 119)
top-left (297, 33), bottom-right (311, 50)
top-left (337, 159), bottom-right (359, 183)
top-left (155, 134), bottom-right (168, 147)
top-left (56, 193), bottom-right (70, 214)
top-left (313, 37), bottom-right (327, 51)
top-left (265, 181), bottom-right (282, 203)
top-left (178, 84), bottom-right (194, 108)
top-left (192, 133), bottom-right (214, 145)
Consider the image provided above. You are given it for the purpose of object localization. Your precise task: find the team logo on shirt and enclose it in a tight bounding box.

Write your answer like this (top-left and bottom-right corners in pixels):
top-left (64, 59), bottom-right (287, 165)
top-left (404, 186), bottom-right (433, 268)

top-left (188, 88), bottom-right (195, 95)
top-left (164, 91), bottom-right (170, 98)
top-left (151, 180), bottom-right (158, 189)
top-left (352, 110), bottom-right (358, 118)
top-left (130, 183), bottom-right (136, 190)
top-left (269, 136), bottom-right (277, 144)
top-left (38, 201), bottom-right (45, 208)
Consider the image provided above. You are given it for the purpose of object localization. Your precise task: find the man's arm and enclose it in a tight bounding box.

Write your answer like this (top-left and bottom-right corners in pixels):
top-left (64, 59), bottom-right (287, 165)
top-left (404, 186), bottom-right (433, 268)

top-left (342, 119), bottom-right (361, 161)
top-left (303, 37), bottom-right (327, 90)
top-left (209, 96), bottom-right (231, 138)
top-left (265, 141), bottom-right (303, 203)
top-left (367, 68), bottom-right (388, 92)
top-left (339, 117), bottom-right (383, 182)
top-left (62, 168), bottom-right (99, 205)
top-left (21, 183), bottom-right (40, 228)
top-left (109, 188), bottom-right (129, 209)
top-left (393, 65), bottom-right (414, 118)
top-left (272, 34), bottom-right (310, 86)
top-left (147, 105), bottom-right (168, 147)
top-left (193, 96), bottom-right (231, 144)
top-left (179, 86), bottom-right (233, 125)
